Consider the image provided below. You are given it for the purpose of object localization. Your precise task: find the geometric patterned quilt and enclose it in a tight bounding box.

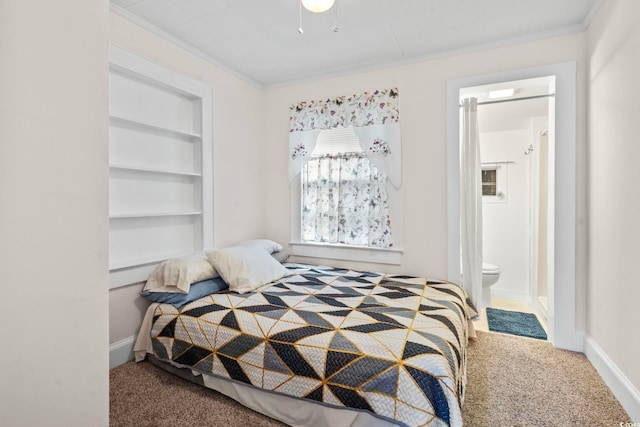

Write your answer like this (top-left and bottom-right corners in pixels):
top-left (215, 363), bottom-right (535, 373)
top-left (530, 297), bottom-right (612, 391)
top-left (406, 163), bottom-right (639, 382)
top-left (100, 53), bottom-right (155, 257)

top-left (150, 264), bottom-right (471, 427)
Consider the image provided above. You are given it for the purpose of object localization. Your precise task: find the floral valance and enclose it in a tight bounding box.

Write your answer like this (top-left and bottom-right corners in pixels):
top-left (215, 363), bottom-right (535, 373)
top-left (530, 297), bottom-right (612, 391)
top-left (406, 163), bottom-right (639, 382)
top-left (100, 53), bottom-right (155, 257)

top-left (288, 88), bottom-right (402, 188)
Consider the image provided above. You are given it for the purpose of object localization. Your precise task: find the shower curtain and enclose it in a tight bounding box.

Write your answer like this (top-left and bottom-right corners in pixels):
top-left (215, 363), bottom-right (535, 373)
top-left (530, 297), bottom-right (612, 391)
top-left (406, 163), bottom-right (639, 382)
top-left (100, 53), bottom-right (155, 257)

top-left (460, 97), bottom-right (483, 307)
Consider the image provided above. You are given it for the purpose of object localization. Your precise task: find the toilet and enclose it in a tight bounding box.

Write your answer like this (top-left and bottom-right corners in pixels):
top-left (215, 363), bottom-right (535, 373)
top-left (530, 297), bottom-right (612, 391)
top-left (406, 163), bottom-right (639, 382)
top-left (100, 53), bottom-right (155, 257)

top-left (481, 262), bottom-right (501, 308)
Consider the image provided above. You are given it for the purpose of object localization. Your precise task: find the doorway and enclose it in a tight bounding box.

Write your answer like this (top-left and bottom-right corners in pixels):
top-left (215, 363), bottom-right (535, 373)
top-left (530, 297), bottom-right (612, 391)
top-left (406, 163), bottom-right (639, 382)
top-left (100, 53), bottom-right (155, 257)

top-left (460, 76), bottom-right (554, 339)
top-left (446, 62), bottom-right (583, 351)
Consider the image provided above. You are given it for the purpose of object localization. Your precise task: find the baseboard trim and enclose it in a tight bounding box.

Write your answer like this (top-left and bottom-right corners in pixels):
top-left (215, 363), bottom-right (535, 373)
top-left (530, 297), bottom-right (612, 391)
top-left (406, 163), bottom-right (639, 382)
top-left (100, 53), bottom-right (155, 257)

top-left (535, 297), bottom-right (548, 321)
top-left (585, 335), bottom-right (640, 421)
top-left (491, 289), bottom-right (529, 302)
top-left (110, 335), bottom-right (137, 369)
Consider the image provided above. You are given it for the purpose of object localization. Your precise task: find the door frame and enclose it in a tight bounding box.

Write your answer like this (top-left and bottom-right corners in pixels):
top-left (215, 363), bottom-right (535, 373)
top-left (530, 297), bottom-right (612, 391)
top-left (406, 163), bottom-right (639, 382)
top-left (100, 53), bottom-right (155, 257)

top-left (446, 62), bottom-right (583, 351)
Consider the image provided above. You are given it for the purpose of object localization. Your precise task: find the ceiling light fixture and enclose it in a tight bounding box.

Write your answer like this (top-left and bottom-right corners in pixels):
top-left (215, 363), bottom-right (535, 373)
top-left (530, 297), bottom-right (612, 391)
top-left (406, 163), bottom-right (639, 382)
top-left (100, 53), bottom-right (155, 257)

top-left (488, 88), bottom-right (515, 99)
top-left (302, 0), bottom-right (335, 13)
top-left (298, 0), bottom-right (339, 34)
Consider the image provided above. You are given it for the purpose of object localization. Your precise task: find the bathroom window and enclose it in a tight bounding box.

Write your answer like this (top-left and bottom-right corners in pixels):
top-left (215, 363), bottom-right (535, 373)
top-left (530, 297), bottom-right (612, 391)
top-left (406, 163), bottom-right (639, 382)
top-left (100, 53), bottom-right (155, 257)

top-left (482, 164), bottom-right (506, 202)
top-left (482, 169), bottom-right (497, 196)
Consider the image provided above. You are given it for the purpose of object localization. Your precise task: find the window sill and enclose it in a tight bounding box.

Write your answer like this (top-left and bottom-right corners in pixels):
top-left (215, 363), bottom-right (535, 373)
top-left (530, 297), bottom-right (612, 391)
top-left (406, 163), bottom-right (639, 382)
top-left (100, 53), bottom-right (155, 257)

top-left (289, 241), bottom-right (403, 265)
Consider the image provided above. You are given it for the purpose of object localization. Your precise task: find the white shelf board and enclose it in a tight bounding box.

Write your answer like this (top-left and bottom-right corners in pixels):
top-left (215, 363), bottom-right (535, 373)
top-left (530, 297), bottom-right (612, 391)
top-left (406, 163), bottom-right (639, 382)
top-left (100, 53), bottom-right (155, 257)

top-left (109, 211), bottom-right (202, 219)
top-left (109, 250), bottom-right (194, 271)
top-left (109, 164), bottom-right (202, 177)
top-left (109, 115), bottom-right (201, 141)
top-left (110, 264), bottom-right (156, 288)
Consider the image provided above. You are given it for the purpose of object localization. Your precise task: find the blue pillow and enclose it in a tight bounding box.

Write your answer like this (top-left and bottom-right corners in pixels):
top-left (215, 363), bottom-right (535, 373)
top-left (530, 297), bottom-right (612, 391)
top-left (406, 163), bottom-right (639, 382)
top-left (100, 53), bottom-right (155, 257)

top-left (141, 277), bottom-right (228, 308)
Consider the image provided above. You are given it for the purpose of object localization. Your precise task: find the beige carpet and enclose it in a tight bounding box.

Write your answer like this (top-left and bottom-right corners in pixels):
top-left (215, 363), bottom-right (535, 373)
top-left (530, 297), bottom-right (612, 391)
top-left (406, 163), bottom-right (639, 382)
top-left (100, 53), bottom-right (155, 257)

top-left (110, 331), bottom-right (630, 426)
top-left (461, 331), bottom-right (629, 426)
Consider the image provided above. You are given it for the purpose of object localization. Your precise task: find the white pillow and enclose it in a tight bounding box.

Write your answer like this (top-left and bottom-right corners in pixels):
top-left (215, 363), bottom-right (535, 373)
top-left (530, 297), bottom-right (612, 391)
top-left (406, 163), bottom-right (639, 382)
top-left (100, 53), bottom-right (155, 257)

top-left (143, 253), bottom-right (217, 294)
top-left (206, 246), bottom-right (290, 294)
top-left (240, 239), bottom-right (283, 254)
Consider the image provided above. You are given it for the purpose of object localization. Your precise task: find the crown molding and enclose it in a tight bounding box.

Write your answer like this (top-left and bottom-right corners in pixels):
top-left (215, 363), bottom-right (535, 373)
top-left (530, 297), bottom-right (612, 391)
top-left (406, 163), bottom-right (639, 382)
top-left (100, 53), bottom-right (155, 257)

top-left (109, 3), bottom-right (264, 90)
top-left (263, 25), bottom-right (587, 90)
top-left (582, 0), bottom-right (605, 29)
top-left (110, 2), bottom-right (597, 92)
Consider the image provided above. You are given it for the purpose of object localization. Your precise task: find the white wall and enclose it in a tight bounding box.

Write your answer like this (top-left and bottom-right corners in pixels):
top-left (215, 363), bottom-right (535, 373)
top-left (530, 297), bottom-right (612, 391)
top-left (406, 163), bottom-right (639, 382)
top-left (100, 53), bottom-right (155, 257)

top-left (108, 13), bottom-right (268, 344)
top-left (264, 33), bottom-right (587, 288)
top-left (0, 1), bottom-right (109, 425)
top-left (587, 0), bottom-right (640, 415)
top-left (480, 129), bottom-right (531, 301)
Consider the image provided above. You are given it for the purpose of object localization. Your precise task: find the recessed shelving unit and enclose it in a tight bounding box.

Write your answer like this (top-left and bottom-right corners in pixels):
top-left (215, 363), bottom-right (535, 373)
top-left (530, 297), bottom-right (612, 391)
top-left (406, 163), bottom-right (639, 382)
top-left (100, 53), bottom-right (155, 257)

top-left (108, 46), bottom-right (213, 289)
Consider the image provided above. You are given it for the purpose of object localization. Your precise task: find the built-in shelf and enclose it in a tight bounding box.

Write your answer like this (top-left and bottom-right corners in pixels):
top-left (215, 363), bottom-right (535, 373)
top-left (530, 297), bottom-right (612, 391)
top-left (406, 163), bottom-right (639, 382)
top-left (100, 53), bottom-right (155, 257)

top-left (109, 250), bottom-right (194, 271)
top-left (109, 45), bottom-right (213, 289)
top-left (109, 164), bottom-right (202, 177)
top-left (109, 211), bottom-right (202, 219)
top-left (109, 115), bottom-right (202, 141)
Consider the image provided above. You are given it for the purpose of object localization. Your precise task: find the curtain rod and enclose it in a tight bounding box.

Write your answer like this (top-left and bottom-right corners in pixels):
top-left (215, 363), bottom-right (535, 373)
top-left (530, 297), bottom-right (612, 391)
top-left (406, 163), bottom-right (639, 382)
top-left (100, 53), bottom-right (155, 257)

top-left (460, 93), bottom-right (554, 107)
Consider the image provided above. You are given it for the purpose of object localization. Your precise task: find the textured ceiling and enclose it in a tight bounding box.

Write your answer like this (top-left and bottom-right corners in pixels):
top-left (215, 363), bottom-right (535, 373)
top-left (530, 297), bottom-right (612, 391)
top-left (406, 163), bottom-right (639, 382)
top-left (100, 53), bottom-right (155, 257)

top-left (111, 0), bottom-right (601, 88)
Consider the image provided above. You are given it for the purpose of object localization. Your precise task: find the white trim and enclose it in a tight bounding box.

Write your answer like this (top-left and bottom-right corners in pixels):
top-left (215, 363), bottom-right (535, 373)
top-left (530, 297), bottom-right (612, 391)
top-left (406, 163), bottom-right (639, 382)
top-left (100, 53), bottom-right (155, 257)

top-left (585, 336), bottom-right (640, 421)
top-left (109, 45), bottom-right (213, 96)
top-left (110, 3), bottom-right (262, 89)
top-left (265, 25), bottom-right (588, 90)
top-left (111, 3), bottom-right (594, 91)
top-left (201, 87), bottom-right (214, 250)
top-left (447, 81), bottom-right (461, 285)
top-left (536, 297), bottom-right (548, 322)
top-left (290, 242), bottom-right (403, 265)
top-left (447, 62), bottom-right (581, 352)
top-left (582, 0), bottom-right (606, 28)
top-left (109, 335), bottom-right (137, 369)
top-left (491, 289), bottom-right (529, 302)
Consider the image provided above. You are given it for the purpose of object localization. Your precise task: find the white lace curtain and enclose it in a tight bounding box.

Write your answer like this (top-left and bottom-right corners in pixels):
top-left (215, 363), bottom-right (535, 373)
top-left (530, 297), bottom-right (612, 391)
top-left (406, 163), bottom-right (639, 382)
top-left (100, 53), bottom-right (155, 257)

top-left (288, 88), bottom-right (402, 189)
top-left (301, 153), bottom-right (392, 248)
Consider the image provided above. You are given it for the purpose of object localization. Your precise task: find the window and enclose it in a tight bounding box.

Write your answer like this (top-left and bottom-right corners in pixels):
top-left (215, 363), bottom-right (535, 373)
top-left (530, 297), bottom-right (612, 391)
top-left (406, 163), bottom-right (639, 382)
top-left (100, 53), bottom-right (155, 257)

top-left (288, 88), bottom-right (403, 264)
top-left (481, 163), bottom-right (506, 202)
top-left (482, 168), bottom-right (497, 196)
top-left (301, 127), bottom-right (392, 248)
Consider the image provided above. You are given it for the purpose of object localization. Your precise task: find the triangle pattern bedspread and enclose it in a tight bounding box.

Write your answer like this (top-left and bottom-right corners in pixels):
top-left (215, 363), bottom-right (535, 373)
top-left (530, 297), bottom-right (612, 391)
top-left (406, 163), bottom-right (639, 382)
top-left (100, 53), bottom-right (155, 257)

top-left (150, 263), bottom-right (472, 427)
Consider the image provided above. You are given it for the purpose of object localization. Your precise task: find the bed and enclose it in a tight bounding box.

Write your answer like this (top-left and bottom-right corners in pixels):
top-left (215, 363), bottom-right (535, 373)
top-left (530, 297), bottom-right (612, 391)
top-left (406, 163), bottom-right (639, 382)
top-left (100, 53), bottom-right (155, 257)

top-left (134, 261), bottom-right (474, 427)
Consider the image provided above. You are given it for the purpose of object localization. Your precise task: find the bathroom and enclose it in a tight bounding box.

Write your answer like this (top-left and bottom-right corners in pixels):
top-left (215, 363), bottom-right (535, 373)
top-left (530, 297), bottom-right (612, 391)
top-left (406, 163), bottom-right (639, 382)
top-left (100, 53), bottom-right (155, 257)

top-left (461, 76), bottom-right (554, 336)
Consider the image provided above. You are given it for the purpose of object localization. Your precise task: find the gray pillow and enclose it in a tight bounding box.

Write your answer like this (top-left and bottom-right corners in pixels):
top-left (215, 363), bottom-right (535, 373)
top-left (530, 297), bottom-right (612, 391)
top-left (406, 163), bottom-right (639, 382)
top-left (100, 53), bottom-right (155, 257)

top-left (271, 250), bottom-right (290, 263)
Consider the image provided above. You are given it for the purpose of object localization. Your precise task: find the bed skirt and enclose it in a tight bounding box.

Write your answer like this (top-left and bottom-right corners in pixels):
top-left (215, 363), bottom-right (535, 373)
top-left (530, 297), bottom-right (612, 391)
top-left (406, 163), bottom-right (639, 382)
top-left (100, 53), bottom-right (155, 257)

top-left (147, 354), bottom-right (397, 427)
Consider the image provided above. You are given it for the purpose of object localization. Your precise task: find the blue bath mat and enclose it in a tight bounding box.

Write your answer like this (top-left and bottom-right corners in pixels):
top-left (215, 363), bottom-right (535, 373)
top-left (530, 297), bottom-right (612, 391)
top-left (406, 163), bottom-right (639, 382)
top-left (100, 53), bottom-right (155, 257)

top-left (486, 307), bottom-right (547, 340)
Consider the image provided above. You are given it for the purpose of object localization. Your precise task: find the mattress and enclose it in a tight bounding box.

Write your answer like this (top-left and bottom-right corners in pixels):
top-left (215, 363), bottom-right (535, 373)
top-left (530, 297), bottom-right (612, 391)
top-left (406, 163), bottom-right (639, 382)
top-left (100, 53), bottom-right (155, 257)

top-left (135, 263), bottom-right (473, 427)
